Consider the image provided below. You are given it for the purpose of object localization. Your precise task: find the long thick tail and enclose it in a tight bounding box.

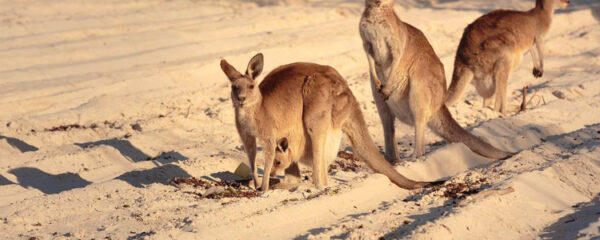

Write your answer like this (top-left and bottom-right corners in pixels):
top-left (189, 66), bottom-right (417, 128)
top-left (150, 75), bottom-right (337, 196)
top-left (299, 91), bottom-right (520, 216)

top-left (342, 103), bottom-right (433, 190)
top-left (431, 106), bottom-right (513, 160)
top-left (445, 61), bottom-right (474, 106)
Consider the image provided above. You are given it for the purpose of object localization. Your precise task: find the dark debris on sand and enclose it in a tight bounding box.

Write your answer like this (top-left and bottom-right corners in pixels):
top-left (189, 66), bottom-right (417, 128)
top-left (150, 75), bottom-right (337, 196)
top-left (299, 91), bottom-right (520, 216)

top-left (404, 174), bottom-right (489, 203)
top-left (43, 121), bottom-right (119, 132)
top-left (432, 176), bottom-right (488, 199)
top-left (329, 151), bottom-right (364, 173)
top-left (170, 177), bottom-right (260, 199)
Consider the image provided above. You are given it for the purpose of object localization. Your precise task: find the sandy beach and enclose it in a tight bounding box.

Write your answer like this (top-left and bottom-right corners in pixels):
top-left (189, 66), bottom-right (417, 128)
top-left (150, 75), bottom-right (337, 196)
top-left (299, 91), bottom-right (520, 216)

top-left (1, 0), bottom-right (599, 239)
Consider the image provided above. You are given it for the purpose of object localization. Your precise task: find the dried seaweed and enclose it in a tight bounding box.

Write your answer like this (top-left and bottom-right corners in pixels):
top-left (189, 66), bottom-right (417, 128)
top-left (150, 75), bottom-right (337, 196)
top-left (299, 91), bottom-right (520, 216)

top-left (329, 151), bottom-right (364, 173)
top-left (441, 177), bottom-right (487, 199)
top-left (43, 121), bottom-right (119, 132)
top-left (170, 177), bottom-right (259, 199)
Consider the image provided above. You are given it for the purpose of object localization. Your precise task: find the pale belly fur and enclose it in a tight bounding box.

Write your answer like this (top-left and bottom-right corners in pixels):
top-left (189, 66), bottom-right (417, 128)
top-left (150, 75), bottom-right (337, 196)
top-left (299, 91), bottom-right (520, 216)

top-left (298, 128), bottom-right (343, 167)
top-left (361, 23), bottom-right (394, 83)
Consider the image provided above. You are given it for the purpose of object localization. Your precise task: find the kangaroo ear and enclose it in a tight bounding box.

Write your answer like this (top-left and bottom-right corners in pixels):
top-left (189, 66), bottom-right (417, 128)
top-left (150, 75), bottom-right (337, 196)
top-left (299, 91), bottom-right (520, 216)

top-left (277, 138), bottom-right (288, 152)
top-left (220, 59), bottom-right (243, 81)
top-left (245, 53), bottom-right (264, 80)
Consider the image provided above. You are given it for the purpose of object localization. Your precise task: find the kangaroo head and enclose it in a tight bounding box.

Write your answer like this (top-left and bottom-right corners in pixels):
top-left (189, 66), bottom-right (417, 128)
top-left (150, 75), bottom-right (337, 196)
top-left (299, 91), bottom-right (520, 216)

top-left (557, 0), bottom-right (570, 9)
top-left (271, 137), bottom-right (292, 177)
top-left (539, 0), bottom-right (569, 10)
top-left (220, 53), bottom-right (264, 108)
top-left (365, 0), bottom-right (394, 7)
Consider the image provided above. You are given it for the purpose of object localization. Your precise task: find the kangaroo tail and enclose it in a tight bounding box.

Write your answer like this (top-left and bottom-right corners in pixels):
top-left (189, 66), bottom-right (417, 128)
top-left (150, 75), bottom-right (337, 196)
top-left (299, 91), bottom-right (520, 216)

top-left (430, 106), bottom-right (513, 160)
top-left (342, 101), bottom-right (433, 190)
top-left (445, 61), bottom-right (474, 106)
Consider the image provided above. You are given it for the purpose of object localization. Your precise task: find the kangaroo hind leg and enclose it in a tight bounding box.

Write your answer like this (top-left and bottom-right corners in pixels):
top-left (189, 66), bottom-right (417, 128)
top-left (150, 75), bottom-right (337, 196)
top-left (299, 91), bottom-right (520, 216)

top-left (493, 55), bottom-right (513, 114)
top-left (302, 75), bottom-right (334, 189)
top-left (304, 109), bottom-right (331, 188)
top-left (408, 76), bottom-right (433, 158)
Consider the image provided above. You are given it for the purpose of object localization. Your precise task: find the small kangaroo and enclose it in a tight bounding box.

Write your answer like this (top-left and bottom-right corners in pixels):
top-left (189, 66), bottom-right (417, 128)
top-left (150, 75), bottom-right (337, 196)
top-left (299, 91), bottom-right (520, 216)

top-left (270, 138), bottom-right (296, 178)
top-left (269, 138), bottom-right (303, 185)
top-left (445, 0), bottom-right (570, 113)
top-left (271, 138), bottom-right (292, 178)
top-left (359, 0), bottom-right (513, 160)
top-left (220, 53), bottom-right (435, 191)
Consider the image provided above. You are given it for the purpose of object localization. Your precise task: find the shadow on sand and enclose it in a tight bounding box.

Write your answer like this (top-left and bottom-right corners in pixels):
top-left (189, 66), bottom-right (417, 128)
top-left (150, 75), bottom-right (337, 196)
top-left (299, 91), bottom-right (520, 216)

top-left (539, 194), bottom-right (600, 240)
top-left (0, 135), bottom-right (38, 153)
top-left (0, 174), bottom-right (14, 186)
top-left (116, 164), bottom-right (192, 188)
top-left (75, 138), bottom-right (188, 163)
top-left (8, 167), bottom-right (91, 194)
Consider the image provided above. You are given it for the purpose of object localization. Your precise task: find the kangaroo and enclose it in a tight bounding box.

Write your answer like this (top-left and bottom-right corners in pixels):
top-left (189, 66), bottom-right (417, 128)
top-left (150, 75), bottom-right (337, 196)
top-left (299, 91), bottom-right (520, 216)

top-left (269, 138), bottom-right (303, 186)
top-left (220, 53), bottom-right (435, 191)
top-left (270, 138), bottom-right (298, 179)
top-left (359, 0), bottom-right (513, 161)
top-left (271, 138), bottom-right (292, 178)
top-left (444, 0), bottom-right (570, 113)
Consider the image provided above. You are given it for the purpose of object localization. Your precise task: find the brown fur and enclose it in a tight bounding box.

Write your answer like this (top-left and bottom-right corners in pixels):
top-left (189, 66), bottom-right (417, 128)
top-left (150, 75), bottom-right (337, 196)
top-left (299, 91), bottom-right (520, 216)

top-left (220, 54), bottom-right (435, 191)
top-left (359, 0), bottom-right (513, 160)
top-left (445, 0), bottom-right (570, 112)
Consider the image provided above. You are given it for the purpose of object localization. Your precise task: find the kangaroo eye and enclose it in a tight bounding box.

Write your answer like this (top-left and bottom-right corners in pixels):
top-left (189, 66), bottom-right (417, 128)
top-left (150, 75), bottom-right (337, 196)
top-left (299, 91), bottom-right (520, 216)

top-left (249, 85), bottom-right (255, 89)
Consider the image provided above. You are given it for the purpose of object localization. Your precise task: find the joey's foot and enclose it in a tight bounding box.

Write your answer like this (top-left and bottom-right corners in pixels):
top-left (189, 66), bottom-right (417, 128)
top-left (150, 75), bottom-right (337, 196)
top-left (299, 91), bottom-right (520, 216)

top-left (412, 151), bottom-right (425, 161)
top-left (533, 68), bottom-right (543, 78)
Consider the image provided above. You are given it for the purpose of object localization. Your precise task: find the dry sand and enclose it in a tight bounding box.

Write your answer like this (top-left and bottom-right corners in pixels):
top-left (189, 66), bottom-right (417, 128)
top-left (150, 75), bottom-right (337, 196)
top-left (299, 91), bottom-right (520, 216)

top-left (1, 0), bottom-right (599, 239)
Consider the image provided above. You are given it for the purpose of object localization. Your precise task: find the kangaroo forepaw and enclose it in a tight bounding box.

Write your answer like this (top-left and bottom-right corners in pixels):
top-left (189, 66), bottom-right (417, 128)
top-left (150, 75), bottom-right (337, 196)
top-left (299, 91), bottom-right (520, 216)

top-left (378, 84), bottom-right (391, 101)
top-left (533, 68), bottom-right (543, 78)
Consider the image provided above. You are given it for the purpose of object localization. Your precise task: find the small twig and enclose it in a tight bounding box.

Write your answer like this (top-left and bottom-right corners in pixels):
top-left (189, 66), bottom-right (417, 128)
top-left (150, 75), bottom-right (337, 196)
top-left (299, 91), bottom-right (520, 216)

top-left (458, 187), bottom-right (515, 206)
top-left (541, 95), bottom-right (547, 104)
top-left (185, 105), bottom-right (192, 118)
top-left (518, 86), bottom-right (529, 113)
top-left (440, 224), bottom-right (452, 234)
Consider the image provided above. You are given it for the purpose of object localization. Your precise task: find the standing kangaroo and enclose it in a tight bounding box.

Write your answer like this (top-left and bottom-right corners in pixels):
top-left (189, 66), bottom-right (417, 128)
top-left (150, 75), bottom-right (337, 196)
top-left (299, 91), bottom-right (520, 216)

top-left (220, 53), bottom-right (434, 191)
top-left (445, 0), bottom-right (570, 113)
top-left (359, 0), bottom-right (513, 161)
